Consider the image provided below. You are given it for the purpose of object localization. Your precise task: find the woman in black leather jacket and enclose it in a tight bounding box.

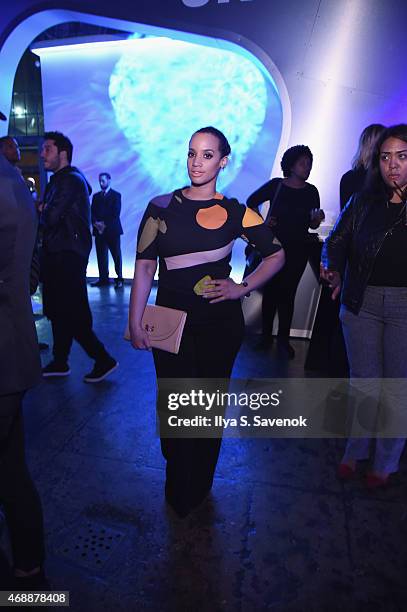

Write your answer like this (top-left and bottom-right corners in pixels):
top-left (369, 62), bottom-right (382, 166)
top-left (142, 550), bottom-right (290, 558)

top-left (321, 124), bottom-right (407, 488)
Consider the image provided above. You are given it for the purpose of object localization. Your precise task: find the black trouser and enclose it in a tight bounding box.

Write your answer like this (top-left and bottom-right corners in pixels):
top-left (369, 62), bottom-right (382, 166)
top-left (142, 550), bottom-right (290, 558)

top-left (42, 251), bottom-right (109, 364)
top-left (262, 246), bottom-right (308, 339)
top-left (95, 234), bottom-right (122, 281)
top-left (153, 307), bottom-right (244, 514)
top-left (0, 392), bottom-right (44, 572)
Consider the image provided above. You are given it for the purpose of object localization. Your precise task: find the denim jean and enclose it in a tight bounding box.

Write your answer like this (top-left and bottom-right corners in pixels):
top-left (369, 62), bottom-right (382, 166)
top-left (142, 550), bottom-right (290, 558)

top-left (340, 285), bottom-right (407, 473)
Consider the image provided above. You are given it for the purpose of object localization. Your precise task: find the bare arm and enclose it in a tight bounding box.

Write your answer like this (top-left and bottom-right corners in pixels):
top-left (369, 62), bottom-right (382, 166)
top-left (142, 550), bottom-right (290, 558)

top-left (203, 249), bottom-right (285, 303)
top-left (242, 249), bottom-right (285, 293)
top-left (129, 259), bottom-right (157, 349)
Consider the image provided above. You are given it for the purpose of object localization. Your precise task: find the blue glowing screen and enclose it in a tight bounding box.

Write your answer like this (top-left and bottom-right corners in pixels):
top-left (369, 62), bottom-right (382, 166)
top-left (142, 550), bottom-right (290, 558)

top-left (36, 34), bottom-right (283, 278)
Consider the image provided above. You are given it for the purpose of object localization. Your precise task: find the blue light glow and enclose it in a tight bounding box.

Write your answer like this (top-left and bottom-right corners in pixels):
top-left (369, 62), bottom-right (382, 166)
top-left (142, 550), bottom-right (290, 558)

top-left (35, 34), bottom-right (282, 278)
top-left (109, 36), bottom-right (267, 192)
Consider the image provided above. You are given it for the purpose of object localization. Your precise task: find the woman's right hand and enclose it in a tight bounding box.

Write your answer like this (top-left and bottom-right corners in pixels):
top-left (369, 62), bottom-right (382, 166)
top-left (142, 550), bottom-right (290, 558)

top-left (130, 324), bottom-right (152, 350)
top-left (320, 265), bottom-right (341, 300)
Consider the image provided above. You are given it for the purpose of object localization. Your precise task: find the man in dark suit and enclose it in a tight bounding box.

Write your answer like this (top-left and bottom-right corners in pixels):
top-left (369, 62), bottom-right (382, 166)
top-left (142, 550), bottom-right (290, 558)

top-left (0, 114), bottom-right (46, 588)
top-left (90, 173), bottom-right (123, 288)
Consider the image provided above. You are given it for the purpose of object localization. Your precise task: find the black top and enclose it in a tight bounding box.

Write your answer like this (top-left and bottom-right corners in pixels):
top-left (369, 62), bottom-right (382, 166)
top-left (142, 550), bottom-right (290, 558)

top-left (246, 178), bottom-right (320, 248)
top-left (368, 202), bottom-right (407, 287)
top-left (136, 189), bottom-right (282, 322)
top-left (339, 166), bottom-right (366, 210)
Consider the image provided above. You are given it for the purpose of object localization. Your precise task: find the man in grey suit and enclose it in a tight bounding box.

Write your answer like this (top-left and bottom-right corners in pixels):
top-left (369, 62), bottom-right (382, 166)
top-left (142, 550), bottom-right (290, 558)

top-left (0, 117), bottom-right (46, 587)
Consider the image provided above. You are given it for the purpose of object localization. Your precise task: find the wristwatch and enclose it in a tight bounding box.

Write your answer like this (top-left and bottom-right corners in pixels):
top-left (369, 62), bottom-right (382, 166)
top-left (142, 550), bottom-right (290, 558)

top-left (241, 280), bottom-right (251, 297)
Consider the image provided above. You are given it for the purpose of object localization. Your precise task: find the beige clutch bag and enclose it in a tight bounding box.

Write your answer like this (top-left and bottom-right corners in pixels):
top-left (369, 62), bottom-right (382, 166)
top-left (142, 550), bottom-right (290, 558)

top-left (124, 304), bottom-right (187, 354)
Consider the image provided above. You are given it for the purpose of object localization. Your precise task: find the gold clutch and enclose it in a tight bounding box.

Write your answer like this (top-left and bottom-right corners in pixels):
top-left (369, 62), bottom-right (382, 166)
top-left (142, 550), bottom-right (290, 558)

top-left (124, 304), bottom-right (187, 354)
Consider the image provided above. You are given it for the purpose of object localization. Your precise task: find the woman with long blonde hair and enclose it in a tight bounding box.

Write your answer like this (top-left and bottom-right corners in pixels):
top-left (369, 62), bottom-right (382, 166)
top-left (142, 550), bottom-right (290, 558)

top-left (340, 123), bottom-right (385, 209)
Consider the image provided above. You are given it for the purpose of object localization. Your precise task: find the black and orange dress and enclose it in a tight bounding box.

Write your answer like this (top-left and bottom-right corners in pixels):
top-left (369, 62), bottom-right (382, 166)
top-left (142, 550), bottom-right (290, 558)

top-left (136, 188), bottom-right (281, 515)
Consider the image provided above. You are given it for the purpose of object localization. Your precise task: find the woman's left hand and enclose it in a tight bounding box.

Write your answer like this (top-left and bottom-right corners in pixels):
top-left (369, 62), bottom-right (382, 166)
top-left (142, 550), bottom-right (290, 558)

top-left (310, 208), bottom-right (325, 221)
top-left (202, 278), bottom-right (245, 303)
top-left (309, 208), bottom-right (325, 228)
top-left (320, 264), bottom-right (341, 300)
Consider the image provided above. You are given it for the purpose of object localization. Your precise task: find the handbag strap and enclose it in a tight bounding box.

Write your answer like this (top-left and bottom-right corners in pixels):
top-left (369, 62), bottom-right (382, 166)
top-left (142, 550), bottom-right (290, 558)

top-left (264, 178), bottom-right (283, 224)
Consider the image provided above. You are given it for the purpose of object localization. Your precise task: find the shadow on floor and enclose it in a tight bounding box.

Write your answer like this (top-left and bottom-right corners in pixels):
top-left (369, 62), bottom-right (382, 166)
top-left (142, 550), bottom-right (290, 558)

top-left (2, 285), bottom-right (406, 611)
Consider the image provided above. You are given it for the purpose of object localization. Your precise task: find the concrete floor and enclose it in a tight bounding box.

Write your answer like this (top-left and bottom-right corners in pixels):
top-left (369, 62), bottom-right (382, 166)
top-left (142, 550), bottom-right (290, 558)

top-left (3, 284), bottom-right (407, 611)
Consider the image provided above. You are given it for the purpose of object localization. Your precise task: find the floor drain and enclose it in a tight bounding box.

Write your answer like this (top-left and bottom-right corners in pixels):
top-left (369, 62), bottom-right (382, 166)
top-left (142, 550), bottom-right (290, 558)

top-left (56, 520), bottom-right (126, 570)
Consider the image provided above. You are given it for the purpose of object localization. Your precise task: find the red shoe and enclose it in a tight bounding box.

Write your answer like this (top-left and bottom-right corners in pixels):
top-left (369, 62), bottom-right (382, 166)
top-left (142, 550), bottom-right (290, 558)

top-left (337, 463), bottom-right (356, 480)
top-left (366, 472), bottom-right (389, 489)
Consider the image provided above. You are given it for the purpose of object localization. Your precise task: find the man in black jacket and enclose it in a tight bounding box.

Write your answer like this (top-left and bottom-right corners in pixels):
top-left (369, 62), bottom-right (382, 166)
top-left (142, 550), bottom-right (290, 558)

top-left (40, 131), bottom-right (118, 382)
top-left (91, 173), bottom-right (123, 288)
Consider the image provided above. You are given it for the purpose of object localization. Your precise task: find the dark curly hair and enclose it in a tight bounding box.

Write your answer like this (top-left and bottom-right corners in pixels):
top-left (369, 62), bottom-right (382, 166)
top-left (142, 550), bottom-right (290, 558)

top-left (44, 131), bottom-right (73, 164)
top-left (280, 145), bottom-right (313, 178)
top-left (365, 124), bottom-right (407, 202)
top-left (194, 126), bottom-right (231, 157)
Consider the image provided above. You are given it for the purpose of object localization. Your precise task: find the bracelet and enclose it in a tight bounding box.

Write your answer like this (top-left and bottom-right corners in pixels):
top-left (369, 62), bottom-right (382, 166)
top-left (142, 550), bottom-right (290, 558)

top-left (241, 280), bottom-right (251, 297)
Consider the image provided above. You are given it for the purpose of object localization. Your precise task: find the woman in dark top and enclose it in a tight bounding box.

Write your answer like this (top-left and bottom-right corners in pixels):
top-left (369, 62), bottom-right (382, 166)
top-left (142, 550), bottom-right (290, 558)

top-left (321, 124), bottom-right (407, 488)
top-left (339, 124), bottom-right (385, 210)
top-left (247, 145), bottom-right (324, 358)
top-left (129, 126), bottom-right (284, 517)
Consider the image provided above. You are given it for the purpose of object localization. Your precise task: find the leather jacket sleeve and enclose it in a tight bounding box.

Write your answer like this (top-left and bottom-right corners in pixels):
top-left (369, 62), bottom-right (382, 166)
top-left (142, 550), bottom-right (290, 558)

top-left (42, 174), bottom-right (80, 227)
top-left (321, 195), bottom-right (358, 275)
top-left (41, 169), bottom-right (92, 258)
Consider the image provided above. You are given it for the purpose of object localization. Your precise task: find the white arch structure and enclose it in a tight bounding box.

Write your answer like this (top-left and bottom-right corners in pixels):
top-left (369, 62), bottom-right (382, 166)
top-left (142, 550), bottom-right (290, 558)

top-left (0, 8), bottom-right (291, 177)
